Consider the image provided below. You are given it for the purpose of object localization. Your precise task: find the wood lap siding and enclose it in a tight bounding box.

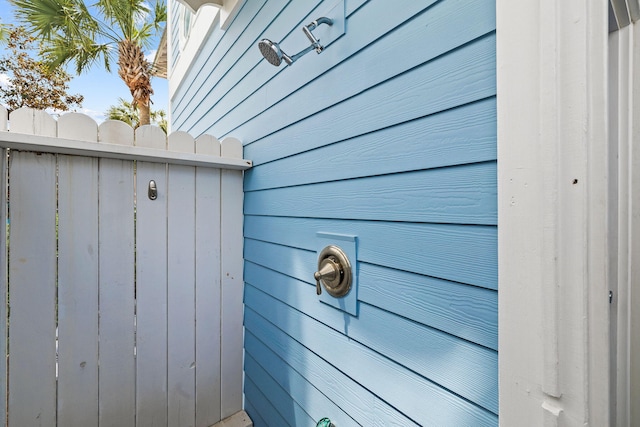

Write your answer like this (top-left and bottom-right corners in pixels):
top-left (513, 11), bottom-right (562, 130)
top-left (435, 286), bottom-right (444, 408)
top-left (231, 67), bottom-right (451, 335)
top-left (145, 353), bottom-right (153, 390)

top-left (171, 0), bottom-right (498, 425)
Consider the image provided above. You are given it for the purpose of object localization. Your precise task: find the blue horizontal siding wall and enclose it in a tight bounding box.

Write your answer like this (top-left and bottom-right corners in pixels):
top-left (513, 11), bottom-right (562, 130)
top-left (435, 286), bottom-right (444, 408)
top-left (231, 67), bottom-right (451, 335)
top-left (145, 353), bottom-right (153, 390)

top-left (170, 0), bottom-right (497, 425)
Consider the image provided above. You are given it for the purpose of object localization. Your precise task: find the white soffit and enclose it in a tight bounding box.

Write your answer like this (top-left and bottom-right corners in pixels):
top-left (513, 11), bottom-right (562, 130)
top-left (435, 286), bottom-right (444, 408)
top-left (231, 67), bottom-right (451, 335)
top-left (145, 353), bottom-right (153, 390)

top-left (175, 0), bottom-right (243, 30)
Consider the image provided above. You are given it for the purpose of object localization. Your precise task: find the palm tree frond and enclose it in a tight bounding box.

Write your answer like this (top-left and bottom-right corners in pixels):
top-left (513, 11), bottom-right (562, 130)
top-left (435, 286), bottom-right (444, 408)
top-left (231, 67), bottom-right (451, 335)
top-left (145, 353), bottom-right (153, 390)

top-left (96, 0), bottom-right (150, 40)
top-left (153, 1), bottom-right (167, 32)
top-left (41, 36), bottom-right (112, 74)
top-left (10, 0), bottom-right (98, 41)
top-left (10, 0), bottom-right (166, 125)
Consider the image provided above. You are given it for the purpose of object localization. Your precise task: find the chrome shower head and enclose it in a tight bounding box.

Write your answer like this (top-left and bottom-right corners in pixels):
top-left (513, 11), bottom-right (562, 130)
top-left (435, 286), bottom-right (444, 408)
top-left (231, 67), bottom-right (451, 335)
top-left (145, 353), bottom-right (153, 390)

top-left (258, 39), bottom-right (292, 66)
top-left (257, 17), bottom-right (333, 67)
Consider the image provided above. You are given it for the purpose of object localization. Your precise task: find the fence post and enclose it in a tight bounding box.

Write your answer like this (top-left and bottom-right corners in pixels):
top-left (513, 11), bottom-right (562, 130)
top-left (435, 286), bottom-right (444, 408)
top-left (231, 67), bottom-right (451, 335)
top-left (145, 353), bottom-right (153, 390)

top-left (220, 137), bottom-right (244, 419)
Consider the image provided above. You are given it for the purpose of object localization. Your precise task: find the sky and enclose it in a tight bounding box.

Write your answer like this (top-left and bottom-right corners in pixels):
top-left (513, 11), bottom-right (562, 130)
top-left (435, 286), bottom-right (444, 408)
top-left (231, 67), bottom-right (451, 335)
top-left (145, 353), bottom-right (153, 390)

top-left (0, 0), bottom-right (168, 123)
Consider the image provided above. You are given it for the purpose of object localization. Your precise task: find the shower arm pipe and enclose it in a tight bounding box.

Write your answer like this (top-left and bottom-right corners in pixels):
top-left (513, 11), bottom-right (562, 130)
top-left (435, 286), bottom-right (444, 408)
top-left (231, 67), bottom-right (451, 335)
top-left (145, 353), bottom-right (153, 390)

top-left (282, 44), bottom-right (316, 65)
top-left (257, 16), bottom-right (333, 67)
top-left (302, 17), bottom-right (333, 53)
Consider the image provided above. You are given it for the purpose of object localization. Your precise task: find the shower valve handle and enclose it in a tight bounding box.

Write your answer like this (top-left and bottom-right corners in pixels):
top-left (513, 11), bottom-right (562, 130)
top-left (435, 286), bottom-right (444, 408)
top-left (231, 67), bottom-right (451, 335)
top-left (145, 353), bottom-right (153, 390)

top-left (314, 245), bottom-right (352, 298)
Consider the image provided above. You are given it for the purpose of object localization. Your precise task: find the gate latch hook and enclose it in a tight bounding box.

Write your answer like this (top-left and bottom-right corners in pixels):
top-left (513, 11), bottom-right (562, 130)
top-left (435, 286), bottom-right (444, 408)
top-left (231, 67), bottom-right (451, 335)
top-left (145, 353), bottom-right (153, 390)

top-left (148, 180), bottom-right (158, 200)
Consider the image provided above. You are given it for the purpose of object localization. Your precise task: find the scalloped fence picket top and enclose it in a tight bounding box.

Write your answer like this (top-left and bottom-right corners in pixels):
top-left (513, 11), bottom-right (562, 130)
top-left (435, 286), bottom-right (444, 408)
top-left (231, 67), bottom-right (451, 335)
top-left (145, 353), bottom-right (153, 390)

top-left (0, 107), bottom-right (250, 427)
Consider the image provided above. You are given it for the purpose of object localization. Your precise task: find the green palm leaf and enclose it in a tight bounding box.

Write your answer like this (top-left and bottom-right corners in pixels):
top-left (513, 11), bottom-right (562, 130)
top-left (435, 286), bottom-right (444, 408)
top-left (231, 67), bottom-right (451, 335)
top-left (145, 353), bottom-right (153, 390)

top-left (9, 0), bottom-right (166, 126)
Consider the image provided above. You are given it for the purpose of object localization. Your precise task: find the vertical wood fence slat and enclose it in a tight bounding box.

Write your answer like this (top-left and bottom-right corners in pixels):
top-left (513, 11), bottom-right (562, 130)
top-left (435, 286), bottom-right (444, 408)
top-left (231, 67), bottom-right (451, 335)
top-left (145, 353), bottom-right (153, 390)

top-left (98, 145), bottom-right (136, 427)
top-left (0, 147), bottom-right (7, 427)
top-left (8, 151), bottom-right (57, 427)
top-left (135, 126), bottom-right (169, 427)
top-left (57, 154), bottom-right (100, 427)
top-left (98, 120), bottom-right (135, 145)
top-left (195, 134), bottom-right (222, 427)
top-left (220, 137), bottom-right (245, 419)
top-left (57, 113), bottom-right (98, 142)
top-left (8, 108), bottom-right (56, 137)
top-left (167, 131), bottom-right (197, 427)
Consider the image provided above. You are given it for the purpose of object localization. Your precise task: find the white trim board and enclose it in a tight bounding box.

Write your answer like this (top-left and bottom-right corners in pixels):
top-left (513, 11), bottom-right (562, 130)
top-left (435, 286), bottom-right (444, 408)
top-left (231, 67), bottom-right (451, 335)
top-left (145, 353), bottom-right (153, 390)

top-left (0, 131), bottom-right (252, 170)
top-left (497, 0), bottom-right (611, 425)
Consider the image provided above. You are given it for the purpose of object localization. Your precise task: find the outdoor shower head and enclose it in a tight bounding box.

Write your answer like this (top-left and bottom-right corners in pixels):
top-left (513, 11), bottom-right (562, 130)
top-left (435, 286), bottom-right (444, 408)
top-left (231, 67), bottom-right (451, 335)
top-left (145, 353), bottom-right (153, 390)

top-left (257, 17), bottom-right (333, 67)
top-left (258, 39), bottom-right (293, 66)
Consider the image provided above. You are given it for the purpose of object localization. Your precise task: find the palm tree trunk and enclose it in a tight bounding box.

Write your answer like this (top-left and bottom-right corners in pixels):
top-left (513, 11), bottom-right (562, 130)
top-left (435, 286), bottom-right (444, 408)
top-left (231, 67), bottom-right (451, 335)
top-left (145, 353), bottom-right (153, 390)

top-left (138, 103), bottom-right (151, 128)
top-left (118, 40), bottom-right (154, 126)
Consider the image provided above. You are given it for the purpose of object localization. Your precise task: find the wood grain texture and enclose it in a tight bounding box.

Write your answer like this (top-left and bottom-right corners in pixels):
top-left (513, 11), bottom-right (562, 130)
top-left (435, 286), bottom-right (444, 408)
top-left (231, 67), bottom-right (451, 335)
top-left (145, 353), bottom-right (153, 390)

top-left (0, 119), bottom-right (241, 426)
top-left (245, 329), bottom-right (419, 427)
top-left (170, 0), bottom-right (270, 114)
top-left (345, 0), bottom-right (368, 17)
top-left (244, 98), bottom-right (497, 191)
top-left (220, 139), bottom-right (244, 418)
top-left (218, 0), bottom-right (494, 145)
top-left (0, 131), bottom-right (250, 170)
top-left (7, 152), bottom-right (57, 427)
top-left (98, 120), bottom-right (134, 145)
top-left (243, 34), bottom-right (496, 164)
top-left (167, 138), bottom-right (197, 427)
top-left (135, 160), bottom-right (169, 427)
top-left (169, 0), bottom-right (498, 423)
top-left (243, 297), bottom-right (497, 426)
top-left (98, 157), bottom-right (136, 427)
top-left (177, 0), bottom-right (461, 137)
top-left (244, 268), bottom-right (498, 413)
top-left (244, 378), bottom-right (289, 427)
top-left (358, 263), bottom-right (498, 350)
top-left (244, 355), bottom-right (319, 427)
top-left (243, 400), bottom-right (267, 427)
top-left (0, 105), bottom-right (7, 131)
top-left (244, 217), bottom-right (498, 289)
top-left (172, 0), bottom-right (284, 126)
top-left (195, 135), bottom-right (222, 427)
top-left (57, 154), bottom-right (100, 427)
top-left (58, 113), bottom-right (98, 142)
top-left (244, 260), bottom-right (497, 351)
top-left (179, 0), bottom-right (347, 132)
top-left (0, 149), bottom-right (6, 427)
top-left (9, 108), bottom-right (57, 136)
top-left (245, 351), bottom-right (358, 427)
top-left (244, 162), bottom-right (497, 225)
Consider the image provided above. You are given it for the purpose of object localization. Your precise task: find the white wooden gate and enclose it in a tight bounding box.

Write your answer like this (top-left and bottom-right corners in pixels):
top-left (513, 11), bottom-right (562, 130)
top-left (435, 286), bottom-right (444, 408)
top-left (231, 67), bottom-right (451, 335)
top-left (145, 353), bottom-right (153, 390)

top-left (0, 108), bottom-right (250, 427)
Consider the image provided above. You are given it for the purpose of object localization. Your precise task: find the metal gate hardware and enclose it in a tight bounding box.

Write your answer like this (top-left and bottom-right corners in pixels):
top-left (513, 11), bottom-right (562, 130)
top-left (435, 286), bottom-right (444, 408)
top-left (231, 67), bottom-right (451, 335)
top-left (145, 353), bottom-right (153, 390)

top-left (148, 180), bottom-right (158, 200)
